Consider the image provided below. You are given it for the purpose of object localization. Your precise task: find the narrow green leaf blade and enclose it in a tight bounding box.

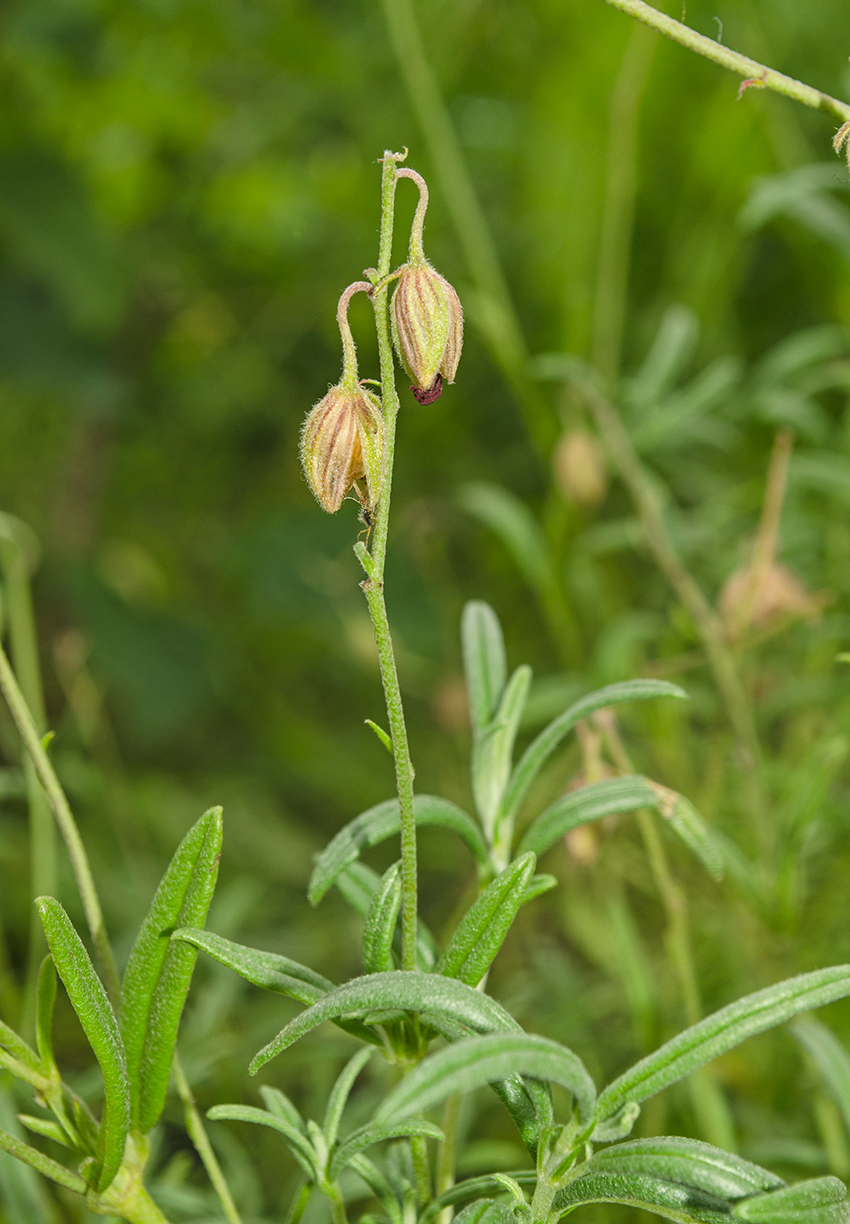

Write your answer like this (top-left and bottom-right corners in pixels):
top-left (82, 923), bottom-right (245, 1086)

top-left (259, 1085), bottom-right (306, 1132)
top-left (437, 853), bottom-right (537, 986)
top-left (207, 1104), bottom-right (317, 1179)
top-left (120, 806), bottom-right (222, 1134)
top-left (308, 795), bottom-right (487, 905)
top-left (174, 927), bottom-right (333, 1003)
top-left (462, 601), bottom-right (507, 731)
top-left (375, 1032), bottom-right (596, 1125)
top-left (734, 1178), bottom-right (849, 1224)
top-left (35, 898), bottom-right (129, 1192)
top-left (473, 665), bottom-right (532, 835)
top-left (661, 793), bottom-right (725, 882)
top-left (504, 680), bottom-right (687, 824)
top-left (0, 1020), bottom-right (40, 1075)
top-left (554, 1169), bottom-right (732, 1224)
top-left (250, 972), bottom-right (521, 1074)
top-left (323, 1047), bottom-right (374, 1146)
top-left (596, 966), bottom-right (850, 1123)
top-left (336, 863), bottom-right (439, 969)
top-left (452, 1201), bottom-right (515, 1224)
top-left (0, 1126), bottom-right (87, 1195)
top-left (793, 1018), bottom-right (850, 1136)
top-left (330, 1120), bottom-right (444, 1178)
top-left (520, 776), bottom-right (664, 857)
top-left (362, 862), bottom-right (402, 974)
top-left (562, 1138), bottom-right (783, 1199)
top-left (35, 957), bottom-right (58, 1077)
top-left (421, 1173), bottom-right (538, 1220)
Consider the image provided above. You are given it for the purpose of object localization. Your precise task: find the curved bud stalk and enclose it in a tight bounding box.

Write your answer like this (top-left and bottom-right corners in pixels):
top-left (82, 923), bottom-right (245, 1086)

top-left (300, 282), bottom-right (385, 514)
top-left (391, 169), bottom-right (463, 399)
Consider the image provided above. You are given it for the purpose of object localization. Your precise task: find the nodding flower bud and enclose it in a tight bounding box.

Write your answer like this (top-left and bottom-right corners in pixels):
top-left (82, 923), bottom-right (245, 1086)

top-left (300, 282), bottom-right (385, 514)
top-left (300, 382), bottom-right (384, 514)
top-left (391, 168), bottom-right (463, 400)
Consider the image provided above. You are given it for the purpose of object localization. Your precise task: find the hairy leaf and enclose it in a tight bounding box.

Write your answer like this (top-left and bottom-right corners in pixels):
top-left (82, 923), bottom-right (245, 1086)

top-left (35, 898), bottom-right (129, 1192)
top-left (452, 1201), bottom-right (516, 1224)
top-left (330, 1119), bottom-right (444, 1178)
top-left (473, 664), bottom-right (532, 837)
top-left (309, 795), bottom-right (487, 905)
top-left (553, 1169), bottom-right (733, 1223)
top-left (0, 1126), bottom-right (87, 1195)
top-left (421, 1172), bottom-right (538, 1220)
top-left (336, 862), bottom-right (439, 969)
top-left (0, 1020), bottom-right (41, 1077)
top-left (733, 1178), bottom-right (849, 1224)
top-left (559, 1139), bottom-right (783, 1200)
top-left (596, 966), bottom-right (850, 1123)
top-left (207, 1104), bottom-right (317, 1179)
top-left (173, 927), bottom-right (333, 1003)
top-left (504, 680), bottom-right (687, 825)
top-left (437, 853), bottom-right (538, 986)
top-left (658, 792), bottom-right (724, 881)
top-left (462, 601), bottom-right (507, 731)
top-left (16, 1116), bottom-right (73, 1149)
top-left (793, 1018), bottom-right (850, 1137)
top-left (362, 862), bottom-right (402, 974)
top-left (250, 972), bottom-right (520, 1074)
top-left (375, 1032), bottom-right (596, 1125)
top-left (35, 957), bottom-right (58, 1078)
top-left (323, 1047), bottom-right (374, 1146)
top-left (519, 776), bottom-right (661, 857)
top-left (259, 1085), bottom-right (306, 1132)
top-left (120, 806), bottom-right (222, 1133)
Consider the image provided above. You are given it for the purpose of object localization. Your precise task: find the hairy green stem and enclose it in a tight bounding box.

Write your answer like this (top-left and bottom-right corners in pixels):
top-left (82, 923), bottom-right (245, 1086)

top-left (379, 0), bottom-right (553, 456)
top-left (603, 0), bottom-right (850, 123)
top-left (0, 639), bottom-right (120, 999)
top-left (173, 1054), bottom-right (242, 1224)
top-left (362, 151), bottom-right (419, 972)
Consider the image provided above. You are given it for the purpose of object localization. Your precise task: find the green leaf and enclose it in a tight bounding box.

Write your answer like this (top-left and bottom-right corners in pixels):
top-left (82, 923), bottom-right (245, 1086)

top-left (462, 601), bottom-right (507, 731)
top-left (365, 719), bottom-right (393, 754)
top-left (437, 853), bottom-right (538, 986)
top-left (337, 862), bottom-right (439, 970)
top-left (0, 1126), bottom-right (87, 1195)
top-left (259, 1085), bottom-right (306, 1132)
top-left (459, 483), bottom-right (555, 605)
top-left (733, 1178), bottom-right (849, 1224)
top-left (35, 957), bottom-right (58, 1078)
top-left (560, 1138), bottom-right (783, 1199)
top-left (330, 1120), bottom-right (444, 1178)
top-left (375, 1032), bottom-right (596, 1126)
top-left (35, 898), bottom-right (129, 1192)
top-left (16, 1116), bottom-right (73, 1149)
top-left (308, 795), bottom-right (487, 905)
top-left (554, 1169), bottom-right (733, 1223)
top-left (421, 1173), bottom-right (538, 1220)
top-left (0, 1020), bottom-right (41, 1077)
top-left (250, 971), bottom-right (521, 1074)
top-left (120, 806), bottom-right (222, 1134)
top-left (207, 1104), bottom-right (317, 1179)
top-left (452, 1201), bottom-right (516, 1224)
top-left (793, 1018), bottom-right (850, 1137)
top-left (660, 792), bottom-right (724, 882)
top-left (323, 1047), bottom-right (374, 1147)
top-left (519, 776), bottom-right (661, 857)
top-left (504, 680), bottom-right (687, 826)
top-left (362, 862), bottom-right (402, 974)
top-left (626, 306), bottom-right (699, 412)
top-left (489, 1076), bottom-right (549, 1159)
top-left (473, 665), bottom-right (532, 837)
top-left (524, 874), bottom-right (557, 902)
top-left (172, 928), bottom-right (332, 1003)
top-left (596, 965), bottom-right (850, 1124)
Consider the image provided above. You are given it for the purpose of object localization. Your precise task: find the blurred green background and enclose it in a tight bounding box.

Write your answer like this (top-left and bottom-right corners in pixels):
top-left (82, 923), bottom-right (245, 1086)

top-left (4, 0), bottom-right (850, 1218)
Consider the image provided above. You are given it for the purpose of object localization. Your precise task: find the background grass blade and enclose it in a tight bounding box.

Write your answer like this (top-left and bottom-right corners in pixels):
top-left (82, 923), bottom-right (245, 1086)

top-left (461, 601), bottom-right (507, 732)
top-left (35, 897), bottom-right (129, 1192)
top-left (322, 1047), bottom-right (374, 1147)
top-left (793, 1018), bottom-right (850, 1137)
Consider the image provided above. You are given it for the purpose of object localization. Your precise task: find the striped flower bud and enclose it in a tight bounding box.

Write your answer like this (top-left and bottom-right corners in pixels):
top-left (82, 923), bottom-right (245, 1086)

top-left (300, 382), bottom-right (384, 514)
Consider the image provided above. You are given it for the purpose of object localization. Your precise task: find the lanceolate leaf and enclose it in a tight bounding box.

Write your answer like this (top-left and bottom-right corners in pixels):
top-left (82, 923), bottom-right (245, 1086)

top-left (462, 601), bottom-right (507, 732)
top-left (120, 806), bottom-right (222, 1134)
top-left (733, 1178), bottom-right (849, 1224)
top-left (260, 1085), bottom-right (306, 1132)
top-left (375, 1032), bottom-right (596, 1126)
top-left (323, 1047), bottom-right (374, 1146)
top-left (553, 1168), bottom-right (733, 1224)
top-left (558, 1139), bottom-right (783, 1200)
top-left (250, 972), bottom-right (520, 1074)
top-left (595, 965), bottom-right (850, 1124)
top-left (793, 1018), bottom-right (850, 1136)
top-left (658, 792), bottom-right (725, 882)
top-left (452, 1202), bottom-right (516, 1224)
top-left (35, 898), bottom-right (129, 1192)
top-left (362, 862), bottom-right (402, 974)
top-left (35, 957), bottom-right (58, 1077)
top-left (336, 862), bottom-right (439, 969)
top-left (174, 927), bottom-right (333, 1003)
top-left (437, 853), bottom-right (538, 986)
top-left (0, 1126), bottom-right (87, 1195)
top-left (0, 1019), bottom-right (41, 1076)
top-left (421, 1173), bottom-right (538, 1220)
top-left (309, 795), bottom-right (487, 905)
top-left (518, 776), bottom-right (662, 857)
top-left (329, 1120), bottom-right (444, 1178)
top-left (503, 680), bottom-right (687, 825)
top-left (207, 1104), bottom-right (317, 1179)
top-left (472, 664), bottom-right (532, 837)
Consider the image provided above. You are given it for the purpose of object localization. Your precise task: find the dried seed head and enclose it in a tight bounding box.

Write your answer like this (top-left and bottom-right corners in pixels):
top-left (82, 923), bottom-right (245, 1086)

top-left (552, 429), bottom-right (607, 506)
top-left (719, 560), bottom-right (827, 639)
top-left (300, 382), bottom-right (384, 514)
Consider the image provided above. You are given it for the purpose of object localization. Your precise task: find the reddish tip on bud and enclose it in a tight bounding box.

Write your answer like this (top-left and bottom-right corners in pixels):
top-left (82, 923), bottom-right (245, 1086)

top-left (391, 261), bottom-right (463, 394)
top-left (300, 382), bottom-right (384, 514)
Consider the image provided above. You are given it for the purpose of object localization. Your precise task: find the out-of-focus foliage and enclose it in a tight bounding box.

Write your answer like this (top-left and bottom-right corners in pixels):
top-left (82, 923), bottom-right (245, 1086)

top-left (3, 0), bottom-right (850, 1218)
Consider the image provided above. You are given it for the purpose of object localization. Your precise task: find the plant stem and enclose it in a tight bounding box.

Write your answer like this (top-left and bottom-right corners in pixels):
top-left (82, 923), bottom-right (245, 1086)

top-left (362, 151), bottom-right (419, 972)
top-left (603, 0), bottom-right (850, 124)
top-left (379, 0), bottom-right (553, 457)
top-left (577, 377), bottom-right (770, 861)
top-left (592, 23), bottom-right (656, 387)
top-left (0, 639), bottom-right (120, 999)
top-left (173, 1054), bottom-right (242, 1224)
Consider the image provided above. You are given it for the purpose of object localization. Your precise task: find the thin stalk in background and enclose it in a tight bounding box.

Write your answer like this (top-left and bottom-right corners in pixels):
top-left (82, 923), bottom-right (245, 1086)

top-left (360, 150), bottom-right (419, 973)
top-left (0, 516), bottom-right (57, 1011)
top-left (379, 0), bottom-right (554, 458)
top-left (591, 22), bottom-right (656, 388)
top-left (602, 0), bottom-right (850, 126)
top-left (173, 1055), bottom-right (242, 1224)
